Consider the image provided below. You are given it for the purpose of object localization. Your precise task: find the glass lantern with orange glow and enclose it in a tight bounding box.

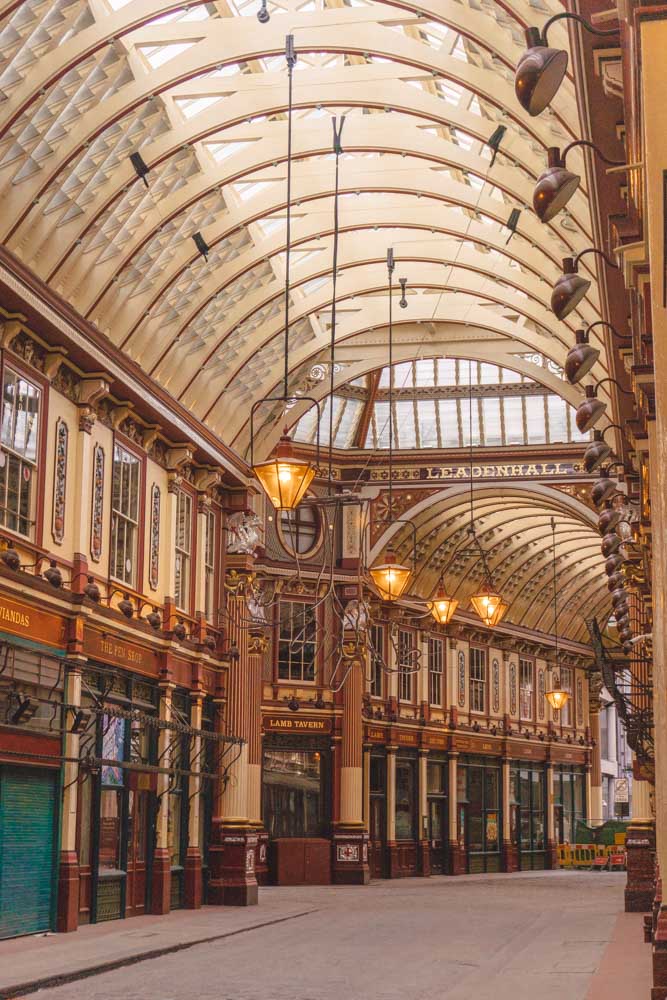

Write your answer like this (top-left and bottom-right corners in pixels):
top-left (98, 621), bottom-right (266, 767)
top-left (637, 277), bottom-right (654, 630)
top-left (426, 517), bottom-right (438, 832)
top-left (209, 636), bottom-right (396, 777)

top-left (369, 547), bottom-right (411, 602)
top-left (470, 584), bottom-right (508, 628)
top-left (253, 430), bottom-right (316, 511)
top-left (428, 579), bottom-right (459, 626)
top-left (545, 681), bottom-right (570, 711)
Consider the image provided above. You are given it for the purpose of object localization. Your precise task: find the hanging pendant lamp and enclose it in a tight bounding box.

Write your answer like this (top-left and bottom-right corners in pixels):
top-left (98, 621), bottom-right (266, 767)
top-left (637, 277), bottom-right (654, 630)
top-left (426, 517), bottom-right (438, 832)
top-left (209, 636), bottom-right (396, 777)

top-left (251, 36), bottom-right (316, 511)
top-left (565, 330), bottom-right (600, 385)
top-left (429, 577), bottom-right (459, 626)
top-left (545, 517), bottom-right (570, 711)
top-left (369, 250), bottom-right (412, 601)
top-left (462, 363), bottom-right (506, 627)
top-left (470, 585), bottom-right (508, 628)
top-left (370, 546), bottom-right (412, 602)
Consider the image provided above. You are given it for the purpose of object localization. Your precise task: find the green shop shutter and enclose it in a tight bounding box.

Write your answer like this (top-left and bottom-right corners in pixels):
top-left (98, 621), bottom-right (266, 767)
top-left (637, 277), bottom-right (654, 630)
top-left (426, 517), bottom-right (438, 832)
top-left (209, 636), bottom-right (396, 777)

top-left (0, 766), bottom-right (57, 939)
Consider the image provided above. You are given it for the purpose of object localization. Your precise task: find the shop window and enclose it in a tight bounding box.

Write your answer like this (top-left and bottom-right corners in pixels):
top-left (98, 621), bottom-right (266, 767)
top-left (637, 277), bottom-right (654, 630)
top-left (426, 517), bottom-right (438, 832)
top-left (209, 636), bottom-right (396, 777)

top-left (469, 648), bottom-right (486, 713)
top-left (519, 658), bottom-right (534, 721)
top-left (262, 749), bottom-right (325, 837)
top-left (462, 759), bottom-right (500, 864)
top-left (428, 637), bottom-right (444, 706)
top-left (174, 489), bottom-right (193, 612)
top-left (395, 759), bottom-right (416, 839)
top-left (559, 667), bottom-right (573, 726)
top-left (370, 756), bottom-right (385, 794)
top-left (278, 504), bottom-right (321, 557)
top-left (370, 624), bottom-right (384, 698)
top-left (0, 367), bottom-right (41, 537)
top-left (278, 601), bottom-right (316, 681)
top-left (427, 761), bottom-right (446, 795)
top-left (398, 629), bottom-right (414, 702)
top-left (204, 509), bottom-right (216, 623)
top-left (111, 444), bottom-right (140, 586)
top-left (513, 765), bottom-right (545, 857)
top-left (554, 766), bottom-right (585, 843)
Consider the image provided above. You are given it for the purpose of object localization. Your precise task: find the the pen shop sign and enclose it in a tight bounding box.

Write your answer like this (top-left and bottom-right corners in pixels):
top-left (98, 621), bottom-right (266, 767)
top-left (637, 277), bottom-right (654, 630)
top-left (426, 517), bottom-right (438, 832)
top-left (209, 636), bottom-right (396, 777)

top-left (263, 715), bottom-right (332, 734)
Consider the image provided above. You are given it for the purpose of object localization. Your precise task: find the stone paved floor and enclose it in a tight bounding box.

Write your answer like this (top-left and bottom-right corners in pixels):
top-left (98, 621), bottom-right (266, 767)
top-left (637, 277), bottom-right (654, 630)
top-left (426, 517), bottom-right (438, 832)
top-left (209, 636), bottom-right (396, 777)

top-left (2, 871), bottom-right (649, 1000)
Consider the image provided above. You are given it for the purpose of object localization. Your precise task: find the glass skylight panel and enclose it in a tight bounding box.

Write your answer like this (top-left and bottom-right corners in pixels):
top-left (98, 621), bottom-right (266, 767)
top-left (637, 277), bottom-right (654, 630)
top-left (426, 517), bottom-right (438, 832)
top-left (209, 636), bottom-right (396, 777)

top-left (438, 400), bottom-right (459, 447)
top-left (547, 395), bottom-right (568, 443)
top-left (525, 396), bottom-right (547, 444)
top-left (415, 359), bottom-right (436, 386)
top-left (140, 42), bottom-right (198, 70)
top-left (482, 398), bottom-right (502, 445)
top-left (417, 399), bottom-right (438, 447)
top-left (373, 401), bottom-right (391, 449)
top-left (460, 398), bottom-right (481, 447)
top-left (436, 359), bottom-right (457, 385)
top-left (395, 401), bottom-right (417, 448)
top-left (335, 399), bottom-right (363, 447)
top-left (503, 396), bottom-right (524, 446)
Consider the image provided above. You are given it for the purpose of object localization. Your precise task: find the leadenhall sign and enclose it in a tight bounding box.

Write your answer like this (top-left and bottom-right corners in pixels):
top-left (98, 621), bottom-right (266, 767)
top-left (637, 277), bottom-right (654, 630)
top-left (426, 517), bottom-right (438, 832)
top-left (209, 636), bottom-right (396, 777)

top-left (368, 461), bottom-right (583, 483)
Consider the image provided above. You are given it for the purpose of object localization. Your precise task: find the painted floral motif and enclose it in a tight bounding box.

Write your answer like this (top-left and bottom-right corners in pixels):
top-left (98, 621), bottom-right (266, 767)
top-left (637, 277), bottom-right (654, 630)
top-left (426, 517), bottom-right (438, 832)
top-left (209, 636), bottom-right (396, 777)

top-left (458, 650), bottom-right (465, 708)
top-left (52, 418), bottom-right (68, 544)
top-left (577, 677), bottom-right (584, 726)
top-left (538, 670), bottom-right (545, 720)
top-left (509, 662), bottom-right (517, 715)
top-left (149, 484), bottom-right (160, 590)
top-left (90, 444), bottom-right (104, 562)
top-left (492, 658), bottom-right (500, 713)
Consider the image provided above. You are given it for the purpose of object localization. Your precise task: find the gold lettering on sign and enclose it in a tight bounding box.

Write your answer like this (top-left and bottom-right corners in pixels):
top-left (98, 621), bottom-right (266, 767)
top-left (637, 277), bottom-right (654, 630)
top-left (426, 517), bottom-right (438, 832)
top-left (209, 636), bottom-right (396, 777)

top-left (265, 716), bottom-right (331, 732)
top-left (100, 638), bottom-right (144, 666)
top-left (0, 603), bottom-right (30, 628)
top-left (373, 462), bottom-right (577, 482)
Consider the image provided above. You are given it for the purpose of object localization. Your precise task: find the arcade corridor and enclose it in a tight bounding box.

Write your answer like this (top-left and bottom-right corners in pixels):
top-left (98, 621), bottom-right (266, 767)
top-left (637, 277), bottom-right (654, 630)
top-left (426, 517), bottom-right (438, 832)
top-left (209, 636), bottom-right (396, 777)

top-left (0, 872), bottom-right (649, 1000)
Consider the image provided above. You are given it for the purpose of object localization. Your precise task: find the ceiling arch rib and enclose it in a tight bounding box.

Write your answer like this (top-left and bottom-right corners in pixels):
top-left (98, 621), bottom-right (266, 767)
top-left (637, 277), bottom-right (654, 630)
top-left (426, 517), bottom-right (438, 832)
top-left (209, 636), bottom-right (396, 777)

top-left (80, 157), bottom-right (598, 329)
top-left (0, 2), bottom-right (582, 244)
top-left (222, 306), bottom-right (615, 454)
top-left (369, 486), bottom-right (609, 641)
top-left (152, 259), bottom-right (609, 401)
top-left (28, 110), bottom-right (592, 301)
top-left (105, 202), bottom-right (601, 381)
top-left (0, 0), bottom-right (554, 131)
top-left (12, 60), bottom-right (585, 280)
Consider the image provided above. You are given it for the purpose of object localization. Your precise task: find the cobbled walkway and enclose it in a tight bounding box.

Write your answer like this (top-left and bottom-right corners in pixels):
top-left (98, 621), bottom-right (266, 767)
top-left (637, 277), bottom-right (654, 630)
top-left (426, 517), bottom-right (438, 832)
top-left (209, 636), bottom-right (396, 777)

top-left (0, 871), bottom-right (649, 1000)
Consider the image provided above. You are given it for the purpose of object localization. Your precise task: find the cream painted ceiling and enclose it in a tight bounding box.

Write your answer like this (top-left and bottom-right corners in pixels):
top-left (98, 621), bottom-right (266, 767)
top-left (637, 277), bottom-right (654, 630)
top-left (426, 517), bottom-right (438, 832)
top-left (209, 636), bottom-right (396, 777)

top-left (0, 0), bottom-right (613, 638)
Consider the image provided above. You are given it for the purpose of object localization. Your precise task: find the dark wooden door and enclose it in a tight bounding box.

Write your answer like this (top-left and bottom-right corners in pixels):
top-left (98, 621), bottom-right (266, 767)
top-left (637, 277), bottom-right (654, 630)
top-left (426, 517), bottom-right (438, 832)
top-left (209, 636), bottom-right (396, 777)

top-left (369, 796), bottom-right (386, 878)
top-left (428, 798), bottom-right (447, 874)
top-left (125, 790), bottom-right (148, 916)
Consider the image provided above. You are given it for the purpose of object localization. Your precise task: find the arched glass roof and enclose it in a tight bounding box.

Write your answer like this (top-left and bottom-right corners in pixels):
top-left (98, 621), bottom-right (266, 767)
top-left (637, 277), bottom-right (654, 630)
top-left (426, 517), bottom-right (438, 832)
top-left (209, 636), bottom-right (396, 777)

top-left (0, 0), bottom-right (611, 455)
top-left (294, 358), bottom-right (590, 450)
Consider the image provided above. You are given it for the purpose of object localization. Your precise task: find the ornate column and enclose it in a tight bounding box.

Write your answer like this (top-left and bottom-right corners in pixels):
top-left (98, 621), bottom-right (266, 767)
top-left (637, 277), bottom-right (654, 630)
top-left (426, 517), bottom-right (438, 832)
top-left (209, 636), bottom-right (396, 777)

top-left (501, 757), bottom-right (516, 873)
top-left (152, 682), bottom-right (174, 914)
top-left (333, 640), bottom-right (370, 884)
top-left (184, 692), bottom-right (204, 909)
top-left (588, 672), bottom-right (604, 827)
top-left (545, 761), bottom-right (557, 869)
top-left (417, 749), bottom-right (430, 876)
top-left (57, 663), bottom-right (83, 932)
top-left (386, 745), bottom-right (397, 876)
top-left (448, 751), bottom-right (464, 875)
top-left (625, 757), bottom-right (656, 913)
top-left (363, 741), bottom-right (371, 832)
top-left (248, 630), bottom-right (268, 885)
top-left (207, 565), bottom-right (259, 906)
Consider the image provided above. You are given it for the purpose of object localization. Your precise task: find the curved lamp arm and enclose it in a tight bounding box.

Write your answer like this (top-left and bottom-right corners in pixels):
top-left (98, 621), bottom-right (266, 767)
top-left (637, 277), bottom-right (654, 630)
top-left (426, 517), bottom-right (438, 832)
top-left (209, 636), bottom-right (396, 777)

top-left (541, 12), bottom-right (619, 44)
top-left (587, 320), bottom-right (631, 343)
top-left (574, 247), bottom-right (618, 270)
top-left (594, 377), bottom-right (635, 397)
top-left (561, 139), bottom-right (624, 167)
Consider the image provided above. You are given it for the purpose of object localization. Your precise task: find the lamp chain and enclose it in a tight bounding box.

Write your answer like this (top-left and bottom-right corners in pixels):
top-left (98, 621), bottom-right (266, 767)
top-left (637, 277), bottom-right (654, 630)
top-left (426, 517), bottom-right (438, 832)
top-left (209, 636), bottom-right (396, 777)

top-left (283, 35), bottom-right (296, 400)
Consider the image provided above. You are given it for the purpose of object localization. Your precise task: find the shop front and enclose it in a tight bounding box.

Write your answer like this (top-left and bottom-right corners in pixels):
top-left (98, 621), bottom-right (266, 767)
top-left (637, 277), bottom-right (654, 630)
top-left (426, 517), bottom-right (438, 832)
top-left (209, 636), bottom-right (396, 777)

top-left (76, 665), bottom-right (161, 924)
top-left (368, 751), bottom-right (386, 878)
top-left (427, 756), bottom-right (448, 875)
top-left (510, 763), bottom-right (547, 870)
top-left (262, 715), bottom-right (332, 885)
top-left (458, 755), bottom-right (501, 874)
top-left (554, 763), bottom-right (586, 844)
top-left (0, 598), bottom-right (68, 939)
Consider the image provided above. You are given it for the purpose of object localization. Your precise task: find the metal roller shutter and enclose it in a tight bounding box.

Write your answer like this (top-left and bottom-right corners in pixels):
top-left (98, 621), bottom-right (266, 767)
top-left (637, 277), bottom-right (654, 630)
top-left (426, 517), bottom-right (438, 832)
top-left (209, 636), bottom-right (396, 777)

top-left (0, 766), bottom-right (57, 939)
